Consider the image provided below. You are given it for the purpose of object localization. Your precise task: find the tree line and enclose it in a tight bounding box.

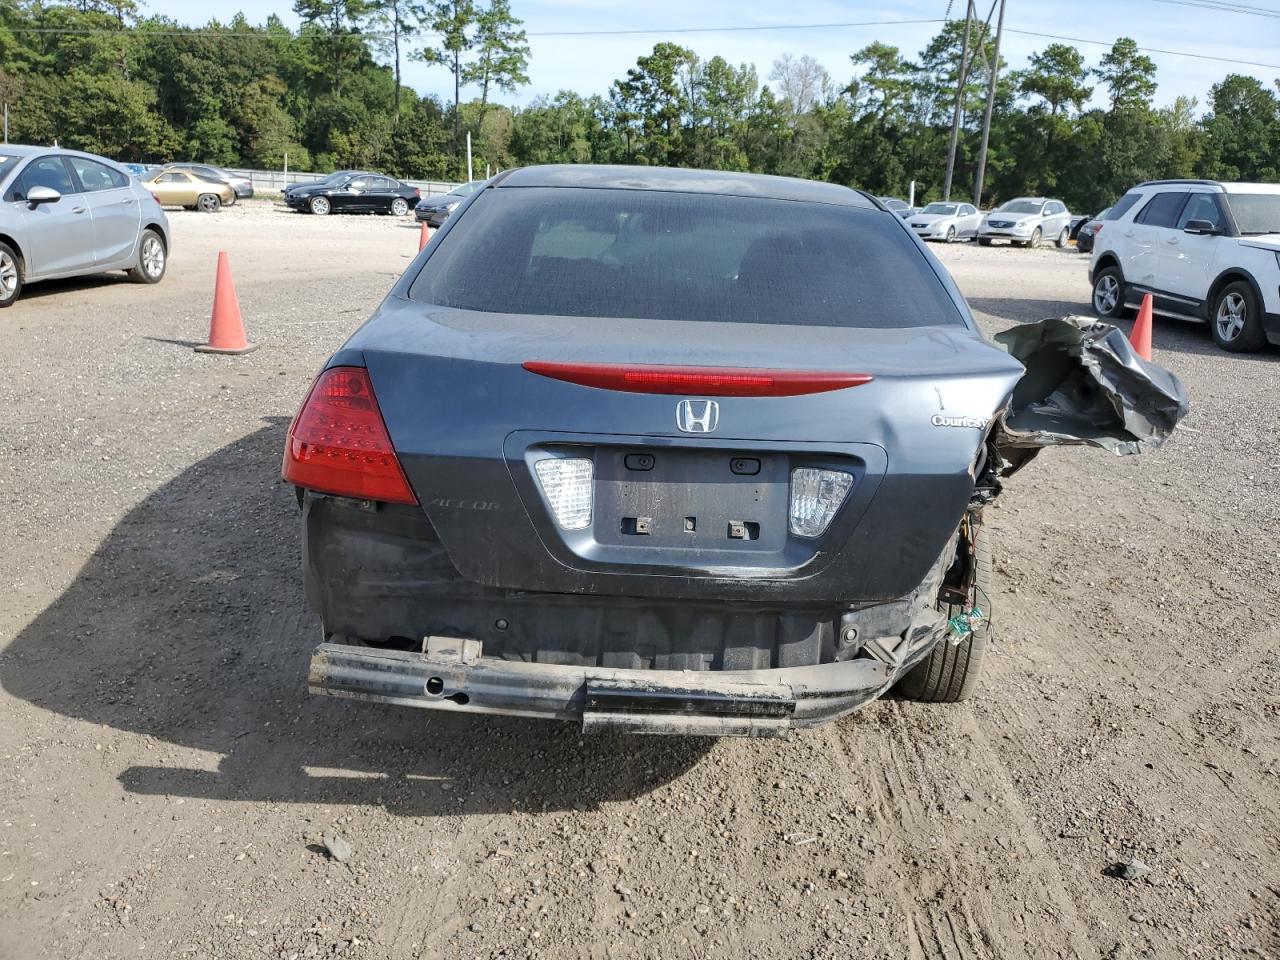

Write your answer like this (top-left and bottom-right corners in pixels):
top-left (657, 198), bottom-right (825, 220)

top-left (0, 1), bottom-right (1277, 212)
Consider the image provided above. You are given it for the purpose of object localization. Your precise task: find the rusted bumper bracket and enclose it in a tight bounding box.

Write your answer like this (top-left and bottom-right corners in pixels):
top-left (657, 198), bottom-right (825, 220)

top-left (308, 642), bottom-right (896, 738)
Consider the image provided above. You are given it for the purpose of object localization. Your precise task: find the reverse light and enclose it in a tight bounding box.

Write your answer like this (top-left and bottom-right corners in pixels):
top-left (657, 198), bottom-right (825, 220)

top-left (534, 458), bottom-right (593, 530)
top-left (523, 362), bottom-right (873, 397)
top-left (282, 366), bottom-right (418, 505)
top-left (789, 468), bottom-right (854, 538)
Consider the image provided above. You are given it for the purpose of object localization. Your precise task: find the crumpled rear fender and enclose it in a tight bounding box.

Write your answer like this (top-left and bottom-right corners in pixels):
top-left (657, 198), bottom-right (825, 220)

top-left (987, 316), bottom-right (1191, 475)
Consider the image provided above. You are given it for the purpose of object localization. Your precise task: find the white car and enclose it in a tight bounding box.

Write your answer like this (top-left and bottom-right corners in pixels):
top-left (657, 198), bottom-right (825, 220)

top-left (907, 201), bottom-right (983, 242)
top-left (978, 197), bottom-right (1073, 248)
top-left (0, 144), bottom-right (171, 307)
top-left (1088, 179), bottom-right (1280, 352)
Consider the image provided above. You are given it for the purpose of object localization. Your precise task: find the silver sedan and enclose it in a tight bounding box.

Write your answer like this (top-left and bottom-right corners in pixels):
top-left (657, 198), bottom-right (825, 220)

top-left (907, 202), bottom-right (983, 242)
top-left (0, 145), bottom-right (170, 306)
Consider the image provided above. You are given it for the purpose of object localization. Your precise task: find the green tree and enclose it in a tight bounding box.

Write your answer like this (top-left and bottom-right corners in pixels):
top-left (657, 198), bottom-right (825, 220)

top-left (1095, 37), bottom-right (1156, 111)
top-left (364, 0), bottom-right (427, 123)
top-left (416, 0), bottom-right (477, 145)
top-left (1199, 74), bottom-right (1279, 181)
top-left (463, 0), bottom-right (529, 110)
top-left (611, 42), bottom-right (698, 166)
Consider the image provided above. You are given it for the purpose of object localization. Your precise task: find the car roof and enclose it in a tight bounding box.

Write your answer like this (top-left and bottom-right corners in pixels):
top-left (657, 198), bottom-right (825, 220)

top-left (495, 164), bottom-right (877, 208)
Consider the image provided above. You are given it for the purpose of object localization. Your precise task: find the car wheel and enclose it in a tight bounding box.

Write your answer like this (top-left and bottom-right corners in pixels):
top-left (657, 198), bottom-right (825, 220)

top-left (1091, 266), bottom-right (1126, 319)
top-left (0, 241), bottom-right (24, 307)
top-left (127, 229), bottom-right (166, 284)
top-left (1028, 227), bottom-right (1042, 248)
top-left (391, 198), bottom-right (409, 216)
top-left (197, 193), bottom-right (221, 213)
top-left (310, 196), bottom-right (331, 216)
top-left (1210, 281), bottom-right (1267, 352)
top-left (945, 225), bottom-right (956, 243)
top-left (978, 238), bottom-right (992, 246)
top-left (897, 523), bottom-right (992, 703)
top-left (1056, 226), bottom-right (1070, 248)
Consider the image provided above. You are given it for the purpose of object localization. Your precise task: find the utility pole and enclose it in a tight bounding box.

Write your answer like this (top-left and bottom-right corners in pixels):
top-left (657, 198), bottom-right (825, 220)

top-left (972, 0), bottom-right (1005, 208)
top-left (942, 0), bottom-right (975, 202)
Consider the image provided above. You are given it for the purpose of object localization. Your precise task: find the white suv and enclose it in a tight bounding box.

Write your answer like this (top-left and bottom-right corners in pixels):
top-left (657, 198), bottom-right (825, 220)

top-left (1089, 180), bottom-right (1280, 352)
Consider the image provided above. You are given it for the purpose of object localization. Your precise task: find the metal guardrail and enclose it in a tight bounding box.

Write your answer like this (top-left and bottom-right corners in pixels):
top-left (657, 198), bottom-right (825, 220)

top-left (224, 168), bottom-right (461, 198)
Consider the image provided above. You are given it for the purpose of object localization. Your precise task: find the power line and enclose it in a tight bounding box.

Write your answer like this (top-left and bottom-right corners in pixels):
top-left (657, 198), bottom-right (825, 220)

top-left (1150, 0), bottom-right (1280, 14)
top-left (0, 17), bottom-right (949, 39)
top-left (1149, 0), bottom-right (1280, 17)
top-left (3, 18), bottom-right (1278, 72)
top-left (1003, 27), bottom-right (1280, 70)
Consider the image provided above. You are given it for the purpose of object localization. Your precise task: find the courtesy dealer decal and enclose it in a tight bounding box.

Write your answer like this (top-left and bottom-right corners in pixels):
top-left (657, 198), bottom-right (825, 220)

top-left (931, 414), bottom-right (991, 429)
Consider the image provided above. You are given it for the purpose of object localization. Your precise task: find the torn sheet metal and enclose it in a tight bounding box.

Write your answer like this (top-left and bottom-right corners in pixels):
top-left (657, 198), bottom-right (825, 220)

top-left (992, 316), bottom-right (1191, 464)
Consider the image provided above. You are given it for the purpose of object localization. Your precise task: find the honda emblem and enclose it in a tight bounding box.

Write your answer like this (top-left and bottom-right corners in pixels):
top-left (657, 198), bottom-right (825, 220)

top-left (675, 399), bottom-right (720, 433)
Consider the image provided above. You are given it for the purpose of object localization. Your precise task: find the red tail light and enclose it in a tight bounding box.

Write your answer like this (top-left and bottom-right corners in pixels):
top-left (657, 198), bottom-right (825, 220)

top-left (282, 366), bottom-right (418, 505)
top-left (522, 362), bottom-right (873, 397)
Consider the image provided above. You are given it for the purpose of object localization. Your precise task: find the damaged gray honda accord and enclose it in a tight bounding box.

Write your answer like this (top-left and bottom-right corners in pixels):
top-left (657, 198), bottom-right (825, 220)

top-left (284, 165), bottom-right (1188, 738)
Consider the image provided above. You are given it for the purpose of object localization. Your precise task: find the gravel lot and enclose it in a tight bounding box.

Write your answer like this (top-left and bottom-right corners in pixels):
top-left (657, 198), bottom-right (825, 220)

top-left (1, 202), bottom-right (1277, 960)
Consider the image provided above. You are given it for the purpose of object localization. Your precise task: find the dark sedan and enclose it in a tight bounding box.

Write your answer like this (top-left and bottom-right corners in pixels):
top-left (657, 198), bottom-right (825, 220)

top-left (414, 180), bottom-right (483, 226)
top-left (1075, 207), bottom-right (1111, 254)
top-left (285, 173), bottom-right (419, 216)
top-left (284, 164), bottom-right (1186, 738)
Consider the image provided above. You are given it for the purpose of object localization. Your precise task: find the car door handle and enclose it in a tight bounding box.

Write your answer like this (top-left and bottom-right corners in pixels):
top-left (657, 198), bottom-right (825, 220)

top-left (1123, 231), bottom-right (1135, 238)
top-left (72, 206), bottom-right (87, 214)
top-left (120, 197), bottom-right (134, 205)
top-left (1165, 237), bottom-right (1179, 245)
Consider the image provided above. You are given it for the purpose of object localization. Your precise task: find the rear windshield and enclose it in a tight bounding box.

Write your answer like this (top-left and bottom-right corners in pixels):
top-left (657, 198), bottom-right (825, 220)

top-left (998, 200), bottom-right (1043, 214)
top-left (407, 187), bottom-right (965, 329)
top-left (1225, 193), bottom-right (1280, 235)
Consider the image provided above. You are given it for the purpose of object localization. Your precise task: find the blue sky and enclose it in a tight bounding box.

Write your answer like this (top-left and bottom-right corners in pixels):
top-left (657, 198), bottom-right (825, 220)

top-left (147, 0), bottom-right (1280, 112)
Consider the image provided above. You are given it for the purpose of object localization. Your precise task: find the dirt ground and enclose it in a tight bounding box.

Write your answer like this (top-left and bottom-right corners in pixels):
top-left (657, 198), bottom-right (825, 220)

top-left (1, 201), bottom-right (1277, 960)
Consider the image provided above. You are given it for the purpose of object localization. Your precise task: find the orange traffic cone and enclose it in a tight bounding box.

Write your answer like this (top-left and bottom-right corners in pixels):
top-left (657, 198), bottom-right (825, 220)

top-left (196, 251), bottom-right (258, 355)
top-left (1130, 292), bottom-right (1153, 361)
top-left (418, 221), bottom-right (432, 251)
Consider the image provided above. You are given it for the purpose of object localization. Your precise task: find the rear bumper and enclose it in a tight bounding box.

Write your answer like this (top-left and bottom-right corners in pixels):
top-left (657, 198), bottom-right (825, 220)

top-left (308, 637), bottom-right (935, 737)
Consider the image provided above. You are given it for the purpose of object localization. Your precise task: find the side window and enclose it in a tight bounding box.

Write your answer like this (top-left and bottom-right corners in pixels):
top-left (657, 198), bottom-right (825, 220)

top-left (68, 157), bottom-right (128, 192)
top-left (1135, 192), bottom-right (1189, 228)
top-left (157, 172), bottom-right (185, 183)
top-left (1176, 194), bottom-right (1224, 231)
top-left (380, 178), bottom-right (399, 192)
top-left (349, 178), bottom-right (368, 190)
top-left (11, 156), bottom-right (77, 200)
top-left (961, 205), bottom-right (975, 216)
top-left (1105, 192), bottom-right (1143, 221)
top-left (1048, 202), bottom-right (1065, 215)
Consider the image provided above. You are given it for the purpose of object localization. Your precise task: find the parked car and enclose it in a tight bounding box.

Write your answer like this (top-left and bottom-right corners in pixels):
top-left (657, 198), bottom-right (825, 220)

top-left (284, 173), bottom-right (419, 216)
top-left (143, 169), bottom-right (234, 212)
top-left (0, 145), bottom-right (169, 307)
top-left (1068, 213), bottom-right (1093, 241)
top-left (1089, 179), bottom-right (1280, 352)
top-left (906, 201), bottom-right (983, 242)
top-left (282, 170), bottom-right (373, 202)
top-left (162, 163), bottom-right (253, 202)
top-left (978, 197), bottom-right (1073, 247)
top-left (1075, 207), bottom-right (1110, 254)
top-left (876, 196), bottom-right (914, 219)
top-left (290, 163), bottom-right (1152, 738)
top-left (414, 181), bottom-right (484, 226)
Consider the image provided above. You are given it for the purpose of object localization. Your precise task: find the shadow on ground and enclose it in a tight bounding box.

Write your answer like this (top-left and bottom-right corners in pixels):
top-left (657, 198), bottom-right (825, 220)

top-left (1, 420), bottom-right (710, 817)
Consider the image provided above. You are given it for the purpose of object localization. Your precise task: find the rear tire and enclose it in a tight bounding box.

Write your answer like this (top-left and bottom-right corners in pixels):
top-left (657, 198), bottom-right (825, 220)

top-left (896, 524), bottom-right (993, 703)
top-left (391, 197), bottom-right (409, 216)
top-left (0, 241), bottom-right (24, 307)
top-left (197, 193), bottom-right (221, 213)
